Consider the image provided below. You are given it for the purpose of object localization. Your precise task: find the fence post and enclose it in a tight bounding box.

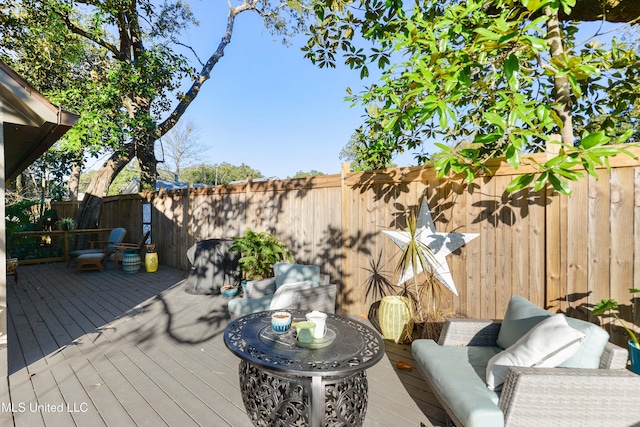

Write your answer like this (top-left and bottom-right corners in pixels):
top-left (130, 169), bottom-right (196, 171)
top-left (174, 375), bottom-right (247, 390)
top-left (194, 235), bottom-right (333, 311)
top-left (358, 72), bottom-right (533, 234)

top-left (340, 162), bottom-right (351, 313)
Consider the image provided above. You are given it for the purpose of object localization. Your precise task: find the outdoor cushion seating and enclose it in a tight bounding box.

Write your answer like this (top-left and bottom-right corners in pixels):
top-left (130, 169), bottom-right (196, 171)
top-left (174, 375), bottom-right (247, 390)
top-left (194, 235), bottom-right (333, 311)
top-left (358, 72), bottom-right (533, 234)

top-left (68, 227), bottom-right (127, 266)
top-left (412, 296), bottom-right (640, 427)
top-left (227, 262), bottom-right (337, 316)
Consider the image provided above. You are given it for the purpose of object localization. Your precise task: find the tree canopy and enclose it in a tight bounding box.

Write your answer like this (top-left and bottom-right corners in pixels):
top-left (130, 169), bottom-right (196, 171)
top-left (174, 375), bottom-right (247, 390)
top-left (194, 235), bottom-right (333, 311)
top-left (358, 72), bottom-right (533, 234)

top-left (181, 163), bottom-right (264, 185)
top-left (304, 0), bottom-right (640, 193)
top-left (0, 0), bottom-right (307, 227)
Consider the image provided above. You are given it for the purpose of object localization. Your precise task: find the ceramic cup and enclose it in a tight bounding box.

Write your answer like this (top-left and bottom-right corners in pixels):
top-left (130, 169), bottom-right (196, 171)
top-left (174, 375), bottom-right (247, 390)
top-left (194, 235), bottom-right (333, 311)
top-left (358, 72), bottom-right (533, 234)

top-left (295, 321), bottom-right (316, 344)
top-left (305, 311), bottom-right (327, 339)
top-left (271, 311), bottom-right (292, 334)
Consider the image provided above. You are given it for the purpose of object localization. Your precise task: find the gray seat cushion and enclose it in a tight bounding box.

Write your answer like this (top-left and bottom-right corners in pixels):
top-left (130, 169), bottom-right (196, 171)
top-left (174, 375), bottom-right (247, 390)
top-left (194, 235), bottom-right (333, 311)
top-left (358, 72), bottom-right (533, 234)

top-left (227, 295), bottom-right (273, 316)
top-left (412, 339), bottom-right (504, 427)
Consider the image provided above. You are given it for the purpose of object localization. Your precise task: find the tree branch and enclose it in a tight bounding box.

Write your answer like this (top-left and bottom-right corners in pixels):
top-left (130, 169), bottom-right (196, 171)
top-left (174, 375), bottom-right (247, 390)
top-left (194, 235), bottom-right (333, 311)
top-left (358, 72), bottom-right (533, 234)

top-left (54, 9), bottom-right (120, 57)
top-left (156, 2), bottom-right (256, 137)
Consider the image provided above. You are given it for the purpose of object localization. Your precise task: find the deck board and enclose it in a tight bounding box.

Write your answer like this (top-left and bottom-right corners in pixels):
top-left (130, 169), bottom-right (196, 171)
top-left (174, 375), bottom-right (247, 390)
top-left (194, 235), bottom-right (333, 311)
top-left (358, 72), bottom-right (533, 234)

top-left (3, 262), bottom-right (445, 427)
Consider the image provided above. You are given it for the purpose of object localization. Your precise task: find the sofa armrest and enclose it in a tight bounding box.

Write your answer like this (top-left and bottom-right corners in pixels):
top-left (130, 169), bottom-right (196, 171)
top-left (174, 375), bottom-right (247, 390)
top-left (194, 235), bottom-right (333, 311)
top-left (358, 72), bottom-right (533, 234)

top-left (291, 283), bottom-right (337, 313)
top-left (599, 341), bottom-right (629, 369)
top-left (438, 318), bottom-right (501, 346)
top-left (499, 366), bottom-right (640, 426)
top-left (245, 278), bottom-right (276, 298)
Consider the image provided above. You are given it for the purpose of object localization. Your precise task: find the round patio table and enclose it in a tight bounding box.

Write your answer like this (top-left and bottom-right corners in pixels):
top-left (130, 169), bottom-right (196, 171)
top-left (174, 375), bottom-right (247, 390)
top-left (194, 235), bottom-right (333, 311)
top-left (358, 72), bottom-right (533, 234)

top-left (224, 310), bottom-right (384, 427)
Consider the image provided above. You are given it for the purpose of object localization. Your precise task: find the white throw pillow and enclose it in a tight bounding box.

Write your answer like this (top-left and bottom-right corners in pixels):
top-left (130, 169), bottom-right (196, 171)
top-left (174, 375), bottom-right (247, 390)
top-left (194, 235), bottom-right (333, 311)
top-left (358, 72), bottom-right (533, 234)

top-left (486, 314), bottom-right (585, 390)
top-left (269, 280), bottom-right (313, 310)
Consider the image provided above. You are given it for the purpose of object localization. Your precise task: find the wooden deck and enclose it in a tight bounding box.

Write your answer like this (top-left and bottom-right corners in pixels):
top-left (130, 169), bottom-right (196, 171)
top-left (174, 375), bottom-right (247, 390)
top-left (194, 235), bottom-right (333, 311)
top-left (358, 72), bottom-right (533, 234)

top-left (1, 262), bottom-right (446, 426)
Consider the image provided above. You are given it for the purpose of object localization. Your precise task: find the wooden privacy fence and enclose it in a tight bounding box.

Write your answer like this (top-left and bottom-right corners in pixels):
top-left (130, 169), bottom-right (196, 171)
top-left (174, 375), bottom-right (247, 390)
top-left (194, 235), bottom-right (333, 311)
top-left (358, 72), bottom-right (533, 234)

top-left (54, 148), bottom-right (640, 344)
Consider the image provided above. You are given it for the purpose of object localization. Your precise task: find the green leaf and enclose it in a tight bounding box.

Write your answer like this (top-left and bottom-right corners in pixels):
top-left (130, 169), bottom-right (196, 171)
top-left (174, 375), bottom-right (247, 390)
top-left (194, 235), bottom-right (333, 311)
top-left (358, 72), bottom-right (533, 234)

top-left (617, 129), bottom-right (633, 144)
top-left (579, 131), bottom-right (609, 149)
top-left (549, 173), bottom-right (572, 195)
top-left (475, 28), bottom-right (501, 41)
top-left (506, 173), bottom-right (534, 192)
top-left (533, 172), bottom-right (548, 192)
top-left (504, 54), bottom-right (519, 81)
top-left (505, 145), bottom-right (520, 169)
top-left (484, 112), bottom-right (506, 131)
top-left (592, 298), bottom-right (618, 315)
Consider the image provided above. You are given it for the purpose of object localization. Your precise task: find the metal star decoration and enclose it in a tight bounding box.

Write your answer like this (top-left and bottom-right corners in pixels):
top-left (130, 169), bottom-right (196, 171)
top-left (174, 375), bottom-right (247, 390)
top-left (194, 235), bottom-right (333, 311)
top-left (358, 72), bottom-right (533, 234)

top-left (383, 199), bottom-right (479, 296)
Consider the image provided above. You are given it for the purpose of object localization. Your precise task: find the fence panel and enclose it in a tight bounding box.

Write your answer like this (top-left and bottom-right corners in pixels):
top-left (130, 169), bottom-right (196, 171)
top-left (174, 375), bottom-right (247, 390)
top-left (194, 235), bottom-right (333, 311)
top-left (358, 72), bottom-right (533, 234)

top-left (50, 148), bottom-right (640, 344)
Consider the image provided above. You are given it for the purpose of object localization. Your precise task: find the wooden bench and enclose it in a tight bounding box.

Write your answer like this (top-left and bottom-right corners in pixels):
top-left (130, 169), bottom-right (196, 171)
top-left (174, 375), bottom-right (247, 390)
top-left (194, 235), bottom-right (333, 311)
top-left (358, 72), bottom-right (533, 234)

top-left (75, 253), bottom-right (106, 273)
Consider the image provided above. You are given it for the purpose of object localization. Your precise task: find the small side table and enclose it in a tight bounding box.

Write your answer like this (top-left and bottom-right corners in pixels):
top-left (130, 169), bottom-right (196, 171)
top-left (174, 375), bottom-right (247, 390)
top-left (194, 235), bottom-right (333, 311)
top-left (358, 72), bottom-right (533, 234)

top-left (224, 310), bottom-right (384, 427)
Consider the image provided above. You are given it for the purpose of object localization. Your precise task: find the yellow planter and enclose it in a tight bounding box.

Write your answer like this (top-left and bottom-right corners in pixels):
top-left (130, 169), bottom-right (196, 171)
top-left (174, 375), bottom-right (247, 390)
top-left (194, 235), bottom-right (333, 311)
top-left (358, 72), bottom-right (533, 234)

top-left (145, 252), bottom-right (159, 273)
top-left (378, 296), bottom-right (414, 343)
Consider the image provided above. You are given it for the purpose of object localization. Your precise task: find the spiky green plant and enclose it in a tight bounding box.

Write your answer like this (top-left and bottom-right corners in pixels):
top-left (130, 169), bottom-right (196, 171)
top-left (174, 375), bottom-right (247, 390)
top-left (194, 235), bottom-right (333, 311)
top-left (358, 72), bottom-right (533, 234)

top-left (396, 209), bottom-right (444, 324)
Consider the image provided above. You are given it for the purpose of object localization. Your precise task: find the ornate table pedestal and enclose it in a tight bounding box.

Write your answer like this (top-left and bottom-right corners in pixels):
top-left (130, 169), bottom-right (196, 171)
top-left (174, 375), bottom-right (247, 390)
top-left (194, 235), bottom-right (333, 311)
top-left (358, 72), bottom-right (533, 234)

top-left (240, 360), bottom-right (368, 427)
top-left (224, 310), bottom-right (384, 427)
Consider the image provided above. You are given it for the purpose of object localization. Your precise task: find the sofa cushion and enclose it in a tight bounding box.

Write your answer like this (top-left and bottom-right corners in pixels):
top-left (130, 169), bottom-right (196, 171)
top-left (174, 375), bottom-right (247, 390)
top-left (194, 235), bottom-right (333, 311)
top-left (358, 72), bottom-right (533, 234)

top-left (486, 314), bottom-right (585, 390)
top-left (496, 296), bottom-right (610, 369)
top-left (559, 317), bottom-right (610, 369)
top-left (496, 296), bottom-right (550, 349)
top-left (412, 339), bottom-right (504, 427)
top-left (274, 263), bottom-right (321, 289)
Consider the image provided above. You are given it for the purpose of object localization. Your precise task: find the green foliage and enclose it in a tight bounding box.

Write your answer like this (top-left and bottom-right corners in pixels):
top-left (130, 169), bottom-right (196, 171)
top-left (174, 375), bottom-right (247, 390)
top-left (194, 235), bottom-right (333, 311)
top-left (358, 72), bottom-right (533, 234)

top-left (109, 161), bottom-right (143, 195)
top-left (592, 289), bottom-right (640, 348)
top-left (5, 200), bottom-right (63, 259)
top-left (290, 170), bottom-right (326, 178)
top-left (229, 228), bottom-right (293, 280)
top-left (339, 131), bottom-right (398, 171)
top-left (305, 0), bottom-right (640, 194)
top-left (180, 163), bottom-right (263, 185)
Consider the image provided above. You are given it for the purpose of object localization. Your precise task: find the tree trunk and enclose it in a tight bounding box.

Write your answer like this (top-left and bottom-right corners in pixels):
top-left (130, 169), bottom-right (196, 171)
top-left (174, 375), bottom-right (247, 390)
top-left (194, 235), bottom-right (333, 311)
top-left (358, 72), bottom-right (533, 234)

top-left (74, 2), bottom-right (248, 229)
top-left (546, 8), bottom-right (574, 147)
top-left (75, 145), bottom-right (134, 232)
top-left (137, 135), bottom-right (157, 192)
top-left (68, 163), bottom-right (81, 201)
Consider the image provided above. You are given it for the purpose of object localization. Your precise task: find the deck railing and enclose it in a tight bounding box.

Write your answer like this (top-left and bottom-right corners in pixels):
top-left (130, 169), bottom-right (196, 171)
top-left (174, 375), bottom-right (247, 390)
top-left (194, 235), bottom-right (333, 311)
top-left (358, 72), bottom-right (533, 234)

top-left (10, 228), bottom-right (113, 264)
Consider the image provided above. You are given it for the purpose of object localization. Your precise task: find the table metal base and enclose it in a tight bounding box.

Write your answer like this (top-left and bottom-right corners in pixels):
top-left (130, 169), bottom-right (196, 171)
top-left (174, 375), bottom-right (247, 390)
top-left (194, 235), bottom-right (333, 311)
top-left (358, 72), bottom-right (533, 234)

top-left (239, 360), bottom-right (368, 427)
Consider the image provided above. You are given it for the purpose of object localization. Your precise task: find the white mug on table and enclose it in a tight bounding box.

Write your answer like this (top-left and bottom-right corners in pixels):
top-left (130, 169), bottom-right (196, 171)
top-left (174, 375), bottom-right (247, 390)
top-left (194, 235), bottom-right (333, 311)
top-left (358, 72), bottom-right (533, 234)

top-left (305, 311), bottom-right (327, 339)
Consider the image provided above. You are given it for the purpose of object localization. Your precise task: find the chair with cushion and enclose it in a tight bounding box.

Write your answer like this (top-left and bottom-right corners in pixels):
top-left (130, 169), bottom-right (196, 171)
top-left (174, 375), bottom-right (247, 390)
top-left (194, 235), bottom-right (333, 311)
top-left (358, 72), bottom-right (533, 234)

top-left (67, 227), bottom-right (127, 266)
top-left (113, 230), bottom-right (151, 269)
top-left (411, 296), bottom-right (640, 427)
top-left (227, 262), bottom-right (337, 317)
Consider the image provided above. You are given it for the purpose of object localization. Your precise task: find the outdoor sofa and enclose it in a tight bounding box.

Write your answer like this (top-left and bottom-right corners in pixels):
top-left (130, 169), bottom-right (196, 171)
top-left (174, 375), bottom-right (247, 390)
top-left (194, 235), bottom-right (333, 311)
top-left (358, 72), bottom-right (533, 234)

top-left (412, 296), bottom-right (640, 427)
top-left (227, 262), bottom-right (337, 317)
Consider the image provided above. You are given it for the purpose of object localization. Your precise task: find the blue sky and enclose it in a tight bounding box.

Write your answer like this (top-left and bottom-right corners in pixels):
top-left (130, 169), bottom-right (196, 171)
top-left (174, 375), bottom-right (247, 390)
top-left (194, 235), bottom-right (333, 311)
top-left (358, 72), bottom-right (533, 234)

top-left (171, 1), bottom-right (418, 179)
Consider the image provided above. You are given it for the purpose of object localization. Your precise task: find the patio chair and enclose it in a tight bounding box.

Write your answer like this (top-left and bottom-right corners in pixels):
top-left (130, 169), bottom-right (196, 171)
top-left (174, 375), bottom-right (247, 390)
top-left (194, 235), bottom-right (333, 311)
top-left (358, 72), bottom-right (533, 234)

top-left (227, 262), bottom-right (337, 317)
top-left (112, 230), bottom-right (151, 269)
top-left (67, 227), bottom-right (127, 267)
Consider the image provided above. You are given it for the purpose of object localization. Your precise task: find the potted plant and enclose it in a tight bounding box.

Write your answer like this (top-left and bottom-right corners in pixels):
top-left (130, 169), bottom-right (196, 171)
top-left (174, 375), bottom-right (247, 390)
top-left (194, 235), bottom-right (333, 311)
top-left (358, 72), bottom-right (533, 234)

top-left (592, 288), bottom-right (640, 374)
top-left (220, 284), bottom-right (239, 298)
top-left (56, 218), bottom-right (77, 231)
top-left (378, 209), bottom-right (446, 343)
top-left (229, 228), bottom-right (293, 282)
